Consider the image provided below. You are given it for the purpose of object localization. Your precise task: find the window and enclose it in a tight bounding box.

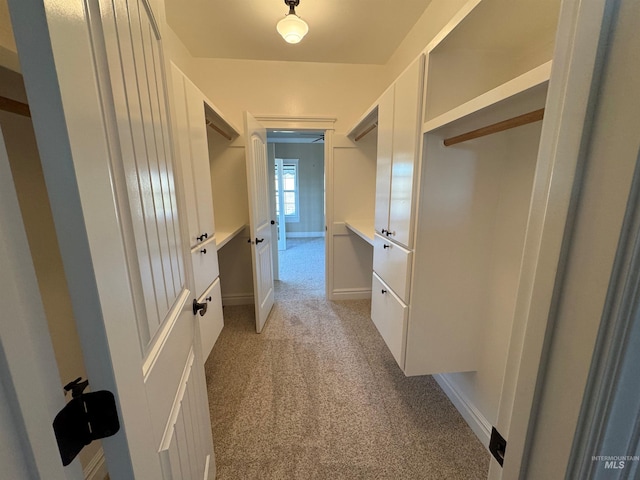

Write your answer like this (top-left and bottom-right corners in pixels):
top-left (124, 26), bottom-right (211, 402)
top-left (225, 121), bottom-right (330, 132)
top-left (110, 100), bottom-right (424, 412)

top-left (275, 159), bottom-right (299, 222)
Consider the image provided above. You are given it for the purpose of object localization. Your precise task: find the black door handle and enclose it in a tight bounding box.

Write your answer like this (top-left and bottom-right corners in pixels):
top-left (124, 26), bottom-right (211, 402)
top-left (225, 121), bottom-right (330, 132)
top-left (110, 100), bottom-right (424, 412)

top-left (197, 232), bottom-right (208, 242)
top-left (193, 299), bottom-right (208, 316)
top-left (255, 238), bottom-right (264, 244)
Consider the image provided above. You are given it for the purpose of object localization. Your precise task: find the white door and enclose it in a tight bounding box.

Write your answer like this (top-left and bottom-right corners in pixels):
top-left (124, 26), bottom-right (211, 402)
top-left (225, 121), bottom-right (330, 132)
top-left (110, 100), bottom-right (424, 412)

top-left (275, 158), bottom-right (287, 251)
top-left (244, 112), bottom-right (275, 333)
top-left (9, 0), bottom-right (214, 478)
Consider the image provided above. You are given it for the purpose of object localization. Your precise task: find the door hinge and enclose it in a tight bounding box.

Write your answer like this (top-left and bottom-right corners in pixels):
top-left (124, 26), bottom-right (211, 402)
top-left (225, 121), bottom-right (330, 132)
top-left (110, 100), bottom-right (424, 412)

top-left (53, 378), bottom-right (120, 466)
top-left (489, 426), bottom-right (507, 467)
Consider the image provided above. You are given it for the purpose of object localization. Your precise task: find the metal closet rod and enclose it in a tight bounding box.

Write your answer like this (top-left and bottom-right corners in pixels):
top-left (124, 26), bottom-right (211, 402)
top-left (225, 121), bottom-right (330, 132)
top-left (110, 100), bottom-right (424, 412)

top-left (0, 95), bottom-right (31, 117)
top-left (205, 118), bottom-right (232, 141)
top-left (443, 108), bottom-right (545, 147)
top-left (354, 122), bottom-right (378, 142)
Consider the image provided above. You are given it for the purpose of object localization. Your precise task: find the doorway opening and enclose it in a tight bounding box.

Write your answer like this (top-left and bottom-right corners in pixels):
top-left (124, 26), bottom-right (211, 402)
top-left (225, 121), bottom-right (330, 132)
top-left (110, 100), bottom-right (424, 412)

top-left (267, 130), bottom-right (325, 295)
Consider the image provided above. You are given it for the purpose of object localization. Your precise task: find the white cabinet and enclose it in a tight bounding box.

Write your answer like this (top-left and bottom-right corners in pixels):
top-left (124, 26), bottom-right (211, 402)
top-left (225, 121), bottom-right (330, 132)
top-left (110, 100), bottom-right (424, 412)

top-left (374, 55), bottom-right (424, 249)
top-left (171, 62), bottom-right (234, 360)
top-left (361, 0), bottom-right (561, 379)
top-left (371, 273), bottom-right (408, 368)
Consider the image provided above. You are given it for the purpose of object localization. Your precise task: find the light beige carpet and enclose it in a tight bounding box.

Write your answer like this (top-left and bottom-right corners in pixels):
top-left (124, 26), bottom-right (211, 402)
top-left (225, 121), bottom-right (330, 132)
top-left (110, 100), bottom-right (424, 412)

top-left (205, 238), bottom-right (489, 479)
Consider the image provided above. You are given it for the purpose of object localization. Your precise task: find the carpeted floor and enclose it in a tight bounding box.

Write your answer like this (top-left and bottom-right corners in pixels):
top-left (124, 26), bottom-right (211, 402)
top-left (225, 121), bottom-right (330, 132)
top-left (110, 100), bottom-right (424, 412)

top-left (205, 237), bottom-right (489, 479)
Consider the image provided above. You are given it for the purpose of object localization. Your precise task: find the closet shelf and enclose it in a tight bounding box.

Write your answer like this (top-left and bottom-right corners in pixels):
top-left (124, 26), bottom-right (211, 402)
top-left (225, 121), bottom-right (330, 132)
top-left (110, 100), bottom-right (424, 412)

top-left (345, 220), bottom-right (374, 246)
top-left (422, 61), bottom-right (551, 134)
top-left (215, 224), bottom-right (247, 251)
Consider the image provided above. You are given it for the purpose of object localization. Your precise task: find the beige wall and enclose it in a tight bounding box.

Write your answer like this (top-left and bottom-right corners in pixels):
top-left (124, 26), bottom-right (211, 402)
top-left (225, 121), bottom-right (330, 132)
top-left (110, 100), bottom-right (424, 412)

top-left (0, 0), bottom-right (19, 72)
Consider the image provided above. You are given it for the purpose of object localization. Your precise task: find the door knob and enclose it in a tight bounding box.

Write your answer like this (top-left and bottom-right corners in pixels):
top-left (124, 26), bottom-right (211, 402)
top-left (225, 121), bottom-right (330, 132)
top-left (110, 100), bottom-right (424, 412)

top-left (206, 296), bottom-right (212, 302)
top-left (271, 220), bottom-right (276, 225)
top-left (200, 248), bottom-right (207, 254)
top-left (383, 244), bottom-right (390, 249)
top-left (193, 299), bottom-right (208, 316)
top-left (381, 228), bottom-right (388, 235)
top-left (255, 238), bottom-right (265, 244)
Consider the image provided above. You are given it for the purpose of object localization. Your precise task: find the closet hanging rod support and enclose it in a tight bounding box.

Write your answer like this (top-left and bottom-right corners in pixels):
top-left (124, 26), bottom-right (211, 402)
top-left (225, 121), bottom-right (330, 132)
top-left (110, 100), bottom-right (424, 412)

top-left (354, 122), bottom-right (378, 142)
top-left (0, 95), bottom-right (31, 117)
top-left (206, 119), bottom-right (233, 141)
top-left (443, 108), bottom-right (544, 147)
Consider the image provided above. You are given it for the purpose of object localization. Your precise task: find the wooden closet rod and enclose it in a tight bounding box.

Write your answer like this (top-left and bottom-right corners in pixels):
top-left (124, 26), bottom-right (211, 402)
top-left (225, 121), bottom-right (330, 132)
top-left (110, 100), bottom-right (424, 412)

top-left (443, 108), bottom-right (544, 147)
top-left (354, 122), bottom-right (378, 142)
top-left (0, 95), bottom-right (31, 118)
top-left (205, 119), bottom-right (232, 141)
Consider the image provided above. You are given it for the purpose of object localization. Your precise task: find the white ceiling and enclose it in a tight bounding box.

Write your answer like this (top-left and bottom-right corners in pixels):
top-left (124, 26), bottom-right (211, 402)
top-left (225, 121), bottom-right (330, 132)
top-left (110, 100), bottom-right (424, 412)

top-left (165, 0), bottom-right (433, 65)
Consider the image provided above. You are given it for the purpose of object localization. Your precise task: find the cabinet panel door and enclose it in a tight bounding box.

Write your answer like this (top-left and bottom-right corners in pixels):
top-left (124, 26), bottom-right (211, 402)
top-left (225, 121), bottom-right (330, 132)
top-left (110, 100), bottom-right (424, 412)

top-left (191, 242), bottom-right (220, 297)
top-left (389, 56), bottom-right (424, 248)
top-left (375, 86), bottom-right (394, 235)
top-left (185, 78), bottom-right (215, 244)
top-left (170, 66), bottom-right (200, 247)
top-left (371, 273), bottom-right (408, 370)
top-left (372, 233), bottom-right (412, 303)
top-left (198, 276), bottom-right (223, 361)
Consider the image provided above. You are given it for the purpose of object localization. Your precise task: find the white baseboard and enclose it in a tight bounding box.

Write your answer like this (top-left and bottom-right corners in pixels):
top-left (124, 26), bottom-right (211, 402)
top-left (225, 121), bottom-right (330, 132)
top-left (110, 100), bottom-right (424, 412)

top-left (84, 448), bottom-right (108, 480)
top-left (285, 232), bottom-right (325, 238)
top-left (221, 293), bottom-right (254, 306)
top-left (330, 288), bottom-right (372, 300)
top-left (433, 374), bottom-right (492, 448)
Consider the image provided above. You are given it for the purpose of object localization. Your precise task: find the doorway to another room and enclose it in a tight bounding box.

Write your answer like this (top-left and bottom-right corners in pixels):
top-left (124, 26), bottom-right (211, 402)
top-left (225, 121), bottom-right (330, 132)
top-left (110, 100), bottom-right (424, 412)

top-left (267, 130), bottom-right (326, 296)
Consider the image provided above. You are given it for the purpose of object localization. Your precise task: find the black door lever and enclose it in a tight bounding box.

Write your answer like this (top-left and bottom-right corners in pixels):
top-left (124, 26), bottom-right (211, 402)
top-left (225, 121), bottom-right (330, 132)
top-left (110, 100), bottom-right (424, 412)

top-left (255, 238), bottom-right (265, 244)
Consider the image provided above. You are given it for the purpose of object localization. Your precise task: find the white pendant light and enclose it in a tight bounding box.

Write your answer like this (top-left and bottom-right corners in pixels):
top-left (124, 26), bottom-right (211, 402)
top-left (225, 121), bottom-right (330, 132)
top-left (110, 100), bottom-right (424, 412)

top-left (276, 0), bottom-right (309, 44)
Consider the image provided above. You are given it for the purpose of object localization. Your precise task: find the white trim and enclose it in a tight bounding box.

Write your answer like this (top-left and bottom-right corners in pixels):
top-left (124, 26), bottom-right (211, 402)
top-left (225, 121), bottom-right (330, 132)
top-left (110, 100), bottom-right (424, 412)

top-left (331, 288), bottom-right (372, 300)
top-left (221, 293), bottom-right (254, 306)
top-left (254, 115), bottom-right (336, 130)
top-left (434, 374), bottom-right (492, 447)
top-left (286, 232), bottom-right (326, 238)
top-left (83, 448), bottom-right (108, 480)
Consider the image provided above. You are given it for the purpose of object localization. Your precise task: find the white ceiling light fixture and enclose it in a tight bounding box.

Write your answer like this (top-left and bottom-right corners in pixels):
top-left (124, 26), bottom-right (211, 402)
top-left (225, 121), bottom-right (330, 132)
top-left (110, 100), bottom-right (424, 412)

top-left (276, 0), bottom-right (309, 44)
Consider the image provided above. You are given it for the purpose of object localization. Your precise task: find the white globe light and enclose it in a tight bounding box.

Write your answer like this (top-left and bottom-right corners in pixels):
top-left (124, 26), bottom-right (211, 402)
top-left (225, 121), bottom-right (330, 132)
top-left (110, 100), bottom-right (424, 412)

top-left (276, 14), bottom-right (309, 44)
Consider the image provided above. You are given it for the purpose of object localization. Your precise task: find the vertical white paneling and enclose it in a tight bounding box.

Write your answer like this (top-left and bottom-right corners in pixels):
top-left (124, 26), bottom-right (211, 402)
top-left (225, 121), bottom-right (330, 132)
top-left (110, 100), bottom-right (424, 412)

top-left (159, 350), bottom-right (210, 480)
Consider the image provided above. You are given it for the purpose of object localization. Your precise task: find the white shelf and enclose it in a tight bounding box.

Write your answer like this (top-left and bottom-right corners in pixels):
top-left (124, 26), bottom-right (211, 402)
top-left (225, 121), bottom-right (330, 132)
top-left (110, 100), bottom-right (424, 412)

top-left (215, 224), bottom-right (247, 251)
top-left (345, 220), bottom-right (375, 246)
top-left (423, 61), bottom-right (551, 134)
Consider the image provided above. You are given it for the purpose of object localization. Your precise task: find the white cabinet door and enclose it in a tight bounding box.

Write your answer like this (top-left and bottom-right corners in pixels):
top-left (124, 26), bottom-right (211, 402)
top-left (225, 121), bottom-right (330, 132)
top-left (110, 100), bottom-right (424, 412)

top-left (375, 86), bottom-right (394, 236)
top-left (389, 56), bottom-right (424, 248)
top-left (372, 233), bottom-right (412, 303)
top-left (371, 273), bottom-right (408, 369)
top-left (185, 78), bottom-right (216, 245)
top-left (170, 65), bottom-right (201, 247)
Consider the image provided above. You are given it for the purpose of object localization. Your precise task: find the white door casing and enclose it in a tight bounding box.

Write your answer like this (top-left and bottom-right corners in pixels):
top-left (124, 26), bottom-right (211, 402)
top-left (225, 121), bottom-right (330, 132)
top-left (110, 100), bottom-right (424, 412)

top-left (275, 158), bottom-right (287, 251)
top-left (244, 112), bottom-right (275, 333)
top-left (9, 0), bottom-right (214, 478)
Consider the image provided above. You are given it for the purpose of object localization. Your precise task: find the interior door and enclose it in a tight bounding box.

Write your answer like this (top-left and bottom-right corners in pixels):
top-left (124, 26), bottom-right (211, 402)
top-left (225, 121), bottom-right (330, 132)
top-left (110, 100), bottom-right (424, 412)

top-left (9, 0), bottom-right (214, 478)
top-left (275, 158), bottom-right (287, 251)
top-left (244, 112), bottom-right (275, 333)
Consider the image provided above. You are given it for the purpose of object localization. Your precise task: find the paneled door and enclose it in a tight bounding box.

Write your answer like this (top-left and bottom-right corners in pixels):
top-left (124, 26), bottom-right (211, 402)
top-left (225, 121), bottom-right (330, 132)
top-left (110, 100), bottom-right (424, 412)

top-left (9, 0), bottom-right (214, 478)
top-left (244, 112), bottom-right (275, 333)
